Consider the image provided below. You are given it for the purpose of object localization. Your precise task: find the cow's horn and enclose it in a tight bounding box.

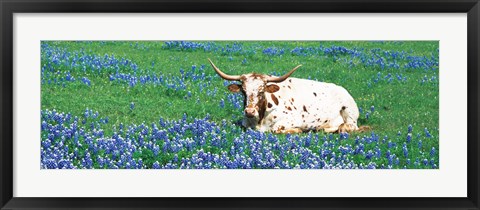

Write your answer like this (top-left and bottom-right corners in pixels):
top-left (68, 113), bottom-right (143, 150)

top-left (266, 64), bottom-right (302, 83)
top-left (208, 58), bottom-right (241, 81)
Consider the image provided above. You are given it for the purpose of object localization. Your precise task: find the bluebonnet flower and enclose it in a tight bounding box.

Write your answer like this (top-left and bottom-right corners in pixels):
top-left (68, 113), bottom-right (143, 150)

top-left (423, 159), bottom-right (429, 166)
top-left (242, 58), bottom-right (248, 65)
top-left (219, 99), bottom-right (225, 108)
top-left (130, 102), bottom-right (135, 110)
top-left (152, 161), bottom-right (161, 169)
top-left (81, 77), bottom-right (91, 86)
top-left (365, 150), bottom-right (374, 160)
top-left (374, 146), bottom-right (381, 158)
top-left (430, 147), bottom-right (436, 157)
top-left (402, 143), bottom-right (408, 158)
top-left (424, 127), bottom-right (432, 138)
top-left (84, 108), bottom-right (90, 118)
top-left (65, 72), bottom-right (74, 81)
top-left (263, 47), bottom-right (285, 56)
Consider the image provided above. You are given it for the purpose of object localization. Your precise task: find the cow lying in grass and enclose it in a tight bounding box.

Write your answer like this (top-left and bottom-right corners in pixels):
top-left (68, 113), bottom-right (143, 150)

top-left (209, 58), bottom-right (369, 134)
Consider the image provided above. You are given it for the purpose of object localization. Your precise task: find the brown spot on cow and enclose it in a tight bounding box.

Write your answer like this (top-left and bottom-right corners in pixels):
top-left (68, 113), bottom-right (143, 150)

top-left (267, 103), bottom-right (273, 108)
top-left (251, 73), bottom-right (265, 79)
top-left (287, 106), bottom-right (292, 111)
top-left (266, 84), bottom-right (280, 93)
top-left (258, 99), bottom-right (266, 124)
top-left (273, 116), bottom-right (277, 119)
top-left (313, 92), bottom-right (317, 97)
top-left (271, 94), bottom-right (279, 105)
top-left (303, 105), bottom-right (308, 112)
top-left (288, 85), bottom-right (291, 89)
top-left (289, 79), bottom-right (292, 83)
top-left (302, 114), bottom-right (304, 118)
top-left (291, 98), bottom-right (295, 102)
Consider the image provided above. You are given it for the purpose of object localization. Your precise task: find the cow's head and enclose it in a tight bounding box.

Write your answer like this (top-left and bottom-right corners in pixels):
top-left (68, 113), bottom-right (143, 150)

top-left (208, 58), bottom-right (301, 122)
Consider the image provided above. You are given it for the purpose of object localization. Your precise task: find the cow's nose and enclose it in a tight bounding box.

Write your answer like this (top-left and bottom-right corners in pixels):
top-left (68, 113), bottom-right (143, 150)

top-left (245, 108), bottom-right (256, 118)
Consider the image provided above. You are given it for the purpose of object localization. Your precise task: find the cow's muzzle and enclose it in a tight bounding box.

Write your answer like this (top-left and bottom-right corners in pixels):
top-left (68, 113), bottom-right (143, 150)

top-left (244, 108), bottom-right (256, 118)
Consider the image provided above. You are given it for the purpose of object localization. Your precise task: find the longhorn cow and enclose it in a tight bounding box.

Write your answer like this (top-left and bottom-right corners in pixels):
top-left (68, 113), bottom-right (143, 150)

top-left (209, 58), bottom-right (365, 134)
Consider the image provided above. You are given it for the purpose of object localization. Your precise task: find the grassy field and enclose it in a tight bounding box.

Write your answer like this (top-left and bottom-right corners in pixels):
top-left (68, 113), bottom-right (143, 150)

top-left (41, 41), bottom-right (439, 169)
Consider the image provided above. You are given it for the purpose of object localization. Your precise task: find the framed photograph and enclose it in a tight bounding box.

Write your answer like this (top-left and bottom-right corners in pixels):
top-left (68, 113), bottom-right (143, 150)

top-left (1, 0), bottom-right (479, 209)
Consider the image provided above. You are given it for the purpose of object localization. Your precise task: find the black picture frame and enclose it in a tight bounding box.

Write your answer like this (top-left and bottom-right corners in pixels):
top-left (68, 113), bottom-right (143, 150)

top-left (1, 0), bottom-right (479, 209)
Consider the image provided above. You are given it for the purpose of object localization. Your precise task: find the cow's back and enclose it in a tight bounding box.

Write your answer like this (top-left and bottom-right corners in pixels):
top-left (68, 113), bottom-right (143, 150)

top-left (260, 77), bottom-right (359, 132)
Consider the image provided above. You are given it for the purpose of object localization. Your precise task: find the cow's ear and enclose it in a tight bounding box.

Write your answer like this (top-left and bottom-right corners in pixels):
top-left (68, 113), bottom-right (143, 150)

top-left (266, 84), bottom-right (280, 93)
top-left (228, 84), bottom-right (242, 93)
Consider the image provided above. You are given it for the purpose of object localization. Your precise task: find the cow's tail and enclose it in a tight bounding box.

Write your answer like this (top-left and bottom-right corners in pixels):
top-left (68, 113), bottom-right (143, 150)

top-left (345, 107), bottom-right (372, 133)
top-left (339, 107), bottom-right (371, 133)
top-left (356, 125), bottom-right (372, 133)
